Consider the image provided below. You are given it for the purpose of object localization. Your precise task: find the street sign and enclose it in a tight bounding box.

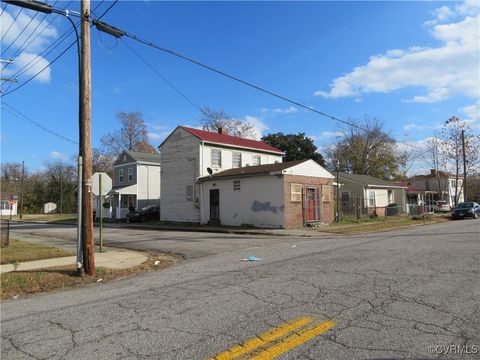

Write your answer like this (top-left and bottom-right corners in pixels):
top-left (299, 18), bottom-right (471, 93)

top-left (8, 199), bottom-right (16, 206)
top-left (91, 172), bottom-right (112, 196)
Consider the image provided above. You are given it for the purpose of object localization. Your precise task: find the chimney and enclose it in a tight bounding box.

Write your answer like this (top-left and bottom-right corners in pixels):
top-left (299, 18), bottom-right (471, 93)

top-left (218, 127), bottom-right (223, 135)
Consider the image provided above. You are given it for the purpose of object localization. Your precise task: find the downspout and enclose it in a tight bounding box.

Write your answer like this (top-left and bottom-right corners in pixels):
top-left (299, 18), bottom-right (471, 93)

top-left (199, 141), bottom-right (205, 224)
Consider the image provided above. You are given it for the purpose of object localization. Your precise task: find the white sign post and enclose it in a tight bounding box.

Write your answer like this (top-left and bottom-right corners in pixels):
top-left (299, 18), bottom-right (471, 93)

top-left (91, 173), bottom-right (112, 252)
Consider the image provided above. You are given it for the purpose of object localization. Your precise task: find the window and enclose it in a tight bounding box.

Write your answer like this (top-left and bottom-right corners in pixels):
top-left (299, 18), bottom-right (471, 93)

top-left (252, 154), bottom-right (261, 166)
top-left (119, 169), bottom-right (124, 183)
top-left (128, 167), bottom-right (133, 182)
top-left (388, 190), bottom-right (393, 203)
top-left (451, 179), bottom-right (457, 188)
top-left (233, 180), bottom-right (241, 191)
top-left (211, 149), bottom-right (221, 167)
top-left (368, 190), bottom-right (376, 207)
top-left (232, 152), bottom-right (242, 168)
top-left (322, 186), bottom-right (332, 202)
top-left (340, 190), bottom-right (350, 204)
top-left (1, 201), bottom-right (9, 210)
top-left (186, 185), bottom-right (193, 201)
top-left (425, 181), bottom-right (430, 190)
top-left (291, 183), bottom-right (302, 202)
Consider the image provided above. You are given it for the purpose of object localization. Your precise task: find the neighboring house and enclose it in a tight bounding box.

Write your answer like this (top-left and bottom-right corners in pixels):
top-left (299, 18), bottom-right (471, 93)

top-left (159, 126), bottom-right (284, 223)
top-left (408, 169), bottom-right (464, 207)
top-left (0, 192), bottom-right (17, 216)
top-left (337, 173), bottom-right (407, 217)
top-left (197, 159), bottom-right (335, 228)
top-left (392, 182), bottom-right (437, 213)
top-left (108, 151), bottom-right (161, 219)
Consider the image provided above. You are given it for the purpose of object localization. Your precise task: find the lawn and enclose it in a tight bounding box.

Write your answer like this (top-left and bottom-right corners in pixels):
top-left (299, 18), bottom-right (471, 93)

top-left (1, 240), bottom-right (75, 265)
top-left (1, 256), bottom-right (174, 299)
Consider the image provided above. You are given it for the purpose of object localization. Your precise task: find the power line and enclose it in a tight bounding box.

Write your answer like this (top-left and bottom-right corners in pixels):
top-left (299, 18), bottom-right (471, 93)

top-left (2, 10), bottom-right (40, 55)
top-left (121, 39), bottom-right (202, 113)
top-left (1, 0), bottom-right (110, 95)
top-left (92, 21), bottom-right (429, 153)
top-left (1, 101), bottom-right (111, 155)
top-left (2, 101), bottom-right (77, 144)
top-left (0, 7), bottom-right (22, 41)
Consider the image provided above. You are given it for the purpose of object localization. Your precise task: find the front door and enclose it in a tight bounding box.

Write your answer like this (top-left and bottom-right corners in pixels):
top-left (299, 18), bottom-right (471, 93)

top-left (210, 189), bottom-right (220, 222)
top-left (306, 188), bottom-right (319, 222)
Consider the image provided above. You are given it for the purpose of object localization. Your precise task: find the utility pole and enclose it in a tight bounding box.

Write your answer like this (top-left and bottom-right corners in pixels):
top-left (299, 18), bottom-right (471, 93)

top-left (20, 160), bottom-right (24, 219)
top-left (461, 130), bottom-right (467, 202)
top-left (80, 0), bottom-right (95, 275)
top-left (60, 163), bottom-right (63, 214)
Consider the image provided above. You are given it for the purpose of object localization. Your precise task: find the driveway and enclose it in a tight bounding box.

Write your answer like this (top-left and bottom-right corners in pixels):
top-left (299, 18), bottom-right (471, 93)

top-left (2, 220), bottom-right (479, 359)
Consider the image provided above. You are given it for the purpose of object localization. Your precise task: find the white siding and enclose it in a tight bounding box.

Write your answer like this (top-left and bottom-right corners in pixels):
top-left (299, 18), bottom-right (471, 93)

top-left (137, 163), bottom-right (161, 209)
top-left (200, 145), bottom-right (282, 176)
top-left (200, 175), bottom-right (285, 228)
top-left (160, 127), bottom-right (201, 222)
top-left (282, 160), bottom-right (334, 178)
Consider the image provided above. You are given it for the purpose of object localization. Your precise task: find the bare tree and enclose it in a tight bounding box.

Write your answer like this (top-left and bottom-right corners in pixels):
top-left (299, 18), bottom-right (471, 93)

top-left (439, 116), bottom-right (480, 204)
top-left (101, 111), bottom-right (157, 156)
top-left (92, 149), bottom-right (115, 177)
top-left (330, 116), bottom-right (400, 180)
top-left (199, 107), bottom-right (257, 139)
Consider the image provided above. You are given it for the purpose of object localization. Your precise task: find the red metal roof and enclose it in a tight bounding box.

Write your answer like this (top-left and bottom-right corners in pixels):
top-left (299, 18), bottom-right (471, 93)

top-left (180, 126), bottom-right (283, 154)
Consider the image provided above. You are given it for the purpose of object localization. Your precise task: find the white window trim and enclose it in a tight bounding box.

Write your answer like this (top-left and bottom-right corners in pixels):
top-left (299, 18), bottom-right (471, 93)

top-left (232, 152), bottom-right (242, 168)
top-left (128, 167), bottom-right (133, 182)
top-left (252, 154), bottom-right (261, 166)
top-left (119, 168), bottom-right (124, 183)
top-left (211, 148), bottom-right (222, 168)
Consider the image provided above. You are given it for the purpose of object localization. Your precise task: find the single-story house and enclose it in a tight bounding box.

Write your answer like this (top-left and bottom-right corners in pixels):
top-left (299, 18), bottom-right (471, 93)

top-left (0, 193), bottom-right (17, 217)
top-left (197, 159), bottom-right (335, 228)
top-left (337, 173), bottom-right (407, 217)
top-left (392, 181), bottom-right (437, 213)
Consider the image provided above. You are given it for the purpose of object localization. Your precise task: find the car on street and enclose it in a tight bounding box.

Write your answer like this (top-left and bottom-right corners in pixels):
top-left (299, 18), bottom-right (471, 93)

top-left (434, 200), bottom-right (451, 213)
top-left (126, 204), bottom-right (160, 223)
top-left (451, 202), bottom-right (480, 220)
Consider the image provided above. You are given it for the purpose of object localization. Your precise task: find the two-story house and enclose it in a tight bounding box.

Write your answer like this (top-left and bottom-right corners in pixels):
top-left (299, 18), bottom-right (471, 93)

top-left (109, 151), bottom-right (161, 219)
top-left (159, 126), bottom-right (284, 223)
top-left (160, 126), bottom-right (335, 228)
top-left (408, 169), bottom-right (464, 207)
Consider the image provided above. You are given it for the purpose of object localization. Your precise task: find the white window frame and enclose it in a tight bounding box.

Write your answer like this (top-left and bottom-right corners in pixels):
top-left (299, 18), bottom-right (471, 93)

top-left (119, 168), bottom-right (124, 183)
top-left (368, 190), bottom-right (376, 207)
top-left (232, 152), bottom-right (242, 168)
top-left (211, 149), bottom-right (222, 167)
top-left (128, 167), bottom-right (133, 182)
top-left (252, 154), bottom-right (261, 166)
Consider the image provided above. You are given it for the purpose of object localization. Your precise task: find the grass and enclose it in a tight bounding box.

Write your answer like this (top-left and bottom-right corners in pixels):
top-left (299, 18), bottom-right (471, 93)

top-left (2, 214), bottom-right (77, 223)
top-left (1, 255), bottom-right (174, 299)
top-left (1, 240), bottom-right (74, 265)
top-left (322, 215), bottom-right (450, 235)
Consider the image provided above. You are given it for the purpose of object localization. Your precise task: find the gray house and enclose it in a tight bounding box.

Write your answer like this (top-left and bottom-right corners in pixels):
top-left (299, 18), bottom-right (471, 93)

top-left (109, 151), bottom-right (161, 219)
top-left (337, 172), bottom-right (407, 217)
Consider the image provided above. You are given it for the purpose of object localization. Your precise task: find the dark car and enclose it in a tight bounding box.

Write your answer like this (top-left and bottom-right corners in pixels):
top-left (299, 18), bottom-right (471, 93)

top-left (451, 202), bottom-right (480, 220)
top-left (126, 205), bottom-right (160, 223)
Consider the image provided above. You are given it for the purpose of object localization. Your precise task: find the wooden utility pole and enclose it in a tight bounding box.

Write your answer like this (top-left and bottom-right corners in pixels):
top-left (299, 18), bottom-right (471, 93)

top-left (461, 130), bottom-right (467, 202)
top-left (80, 0), bottom-right (95, 275)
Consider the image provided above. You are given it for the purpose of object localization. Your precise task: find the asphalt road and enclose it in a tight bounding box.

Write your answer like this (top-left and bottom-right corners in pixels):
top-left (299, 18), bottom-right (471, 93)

top-left (2, 220), bottom-right (479, 360)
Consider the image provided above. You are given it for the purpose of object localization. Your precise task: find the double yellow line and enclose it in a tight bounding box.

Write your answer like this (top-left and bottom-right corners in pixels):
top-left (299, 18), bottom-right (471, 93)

top-left (208, 317), bottom-right (335, 360)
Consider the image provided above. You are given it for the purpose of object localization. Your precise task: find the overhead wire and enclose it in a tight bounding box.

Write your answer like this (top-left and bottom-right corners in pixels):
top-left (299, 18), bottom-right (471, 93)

top-left (114, 28), bottom-right (430, 153)
top-left (0, 7), bottom-right (23, 41)
top-left (1, 0), bottom-right (109, 95)
top-left (121, 39), bottom-right (203, 114)
top-left (2, 10), bottom-right (40, 55)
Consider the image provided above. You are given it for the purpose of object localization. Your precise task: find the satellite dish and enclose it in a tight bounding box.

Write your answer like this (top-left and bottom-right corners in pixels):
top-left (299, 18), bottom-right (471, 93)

top-left (207, 167), bottom-right (213, 175)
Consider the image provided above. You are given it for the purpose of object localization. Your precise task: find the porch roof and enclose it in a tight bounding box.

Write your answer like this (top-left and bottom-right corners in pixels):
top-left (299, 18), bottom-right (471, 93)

top-left (109, 184), bottom-right (136, 195)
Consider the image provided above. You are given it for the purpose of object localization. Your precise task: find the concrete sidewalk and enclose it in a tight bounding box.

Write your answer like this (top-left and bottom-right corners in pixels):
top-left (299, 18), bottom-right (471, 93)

top-left (1, 233), bottom-right (149, 274)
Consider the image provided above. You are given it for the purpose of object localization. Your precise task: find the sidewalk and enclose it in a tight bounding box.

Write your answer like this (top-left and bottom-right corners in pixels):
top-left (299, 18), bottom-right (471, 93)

top-left (1, 233), bottom-right (148, 274)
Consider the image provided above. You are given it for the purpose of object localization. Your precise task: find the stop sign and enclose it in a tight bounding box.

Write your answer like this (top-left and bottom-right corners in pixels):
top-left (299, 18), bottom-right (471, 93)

top-left (91, 173), bottom-right (112, 196)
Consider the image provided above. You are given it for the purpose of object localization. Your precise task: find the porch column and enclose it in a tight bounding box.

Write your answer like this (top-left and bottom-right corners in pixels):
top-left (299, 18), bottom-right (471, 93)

top-left (118, 194), bottom-right (122, 218)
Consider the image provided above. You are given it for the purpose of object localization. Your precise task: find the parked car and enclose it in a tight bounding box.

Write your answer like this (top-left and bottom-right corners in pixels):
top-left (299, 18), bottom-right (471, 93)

top-left (434, 200), bottom-right (451, 213)
top-left (451, 202), bottom-right (480, 220)
top-left (126, 205), bottom-right (160, 223)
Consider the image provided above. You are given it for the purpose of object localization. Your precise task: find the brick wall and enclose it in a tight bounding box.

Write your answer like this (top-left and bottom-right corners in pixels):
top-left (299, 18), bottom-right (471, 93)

top-left (283, 175), bottom-right (334, 229)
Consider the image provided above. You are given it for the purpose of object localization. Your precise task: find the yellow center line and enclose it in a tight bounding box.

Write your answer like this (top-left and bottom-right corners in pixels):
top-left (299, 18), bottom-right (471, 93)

top-left (248, 320), bottom-right (336, 360)
top-left (207, 317), bottom-right (313, 360)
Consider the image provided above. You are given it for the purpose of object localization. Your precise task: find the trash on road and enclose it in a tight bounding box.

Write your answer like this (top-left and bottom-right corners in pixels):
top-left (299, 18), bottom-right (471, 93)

top-left (242, 256), bottom-right (262, 262)
top-left (96, 278), bottom-right (103, 283)
top-left (154, 260), bottom-right (161, 266)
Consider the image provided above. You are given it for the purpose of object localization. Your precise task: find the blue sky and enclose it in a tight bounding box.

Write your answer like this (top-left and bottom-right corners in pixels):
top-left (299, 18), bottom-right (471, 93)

top-left (1, 0), bottom-right (479, 174)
